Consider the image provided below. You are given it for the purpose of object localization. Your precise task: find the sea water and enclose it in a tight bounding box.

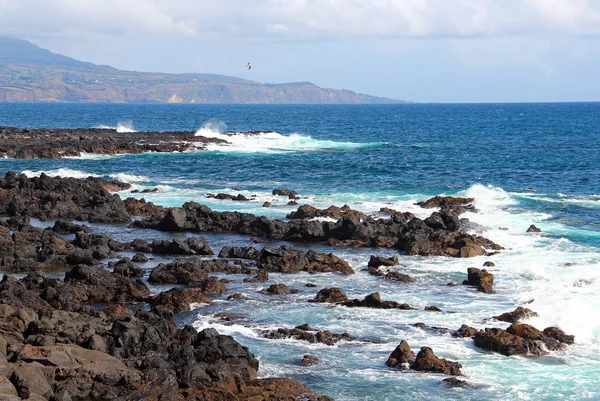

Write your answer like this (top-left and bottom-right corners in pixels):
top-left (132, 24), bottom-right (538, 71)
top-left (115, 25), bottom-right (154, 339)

top-left (1, 102), bottom-right (599, 400)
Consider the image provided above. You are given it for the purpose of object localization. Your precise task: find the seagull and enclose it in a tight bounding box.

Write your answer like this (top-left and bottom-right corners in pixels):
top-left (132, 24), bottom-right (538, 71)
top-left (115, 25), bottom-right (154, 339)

top-left (247, 62), bottom-right (252, 70)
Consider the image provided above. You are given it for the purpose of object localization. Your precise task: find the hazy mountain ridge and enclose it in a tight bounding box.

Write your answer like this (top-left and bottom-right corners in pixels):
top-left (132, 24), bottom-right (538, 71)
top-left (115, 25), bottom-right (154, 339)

top-left (0, 37), bottom-right (404, 104)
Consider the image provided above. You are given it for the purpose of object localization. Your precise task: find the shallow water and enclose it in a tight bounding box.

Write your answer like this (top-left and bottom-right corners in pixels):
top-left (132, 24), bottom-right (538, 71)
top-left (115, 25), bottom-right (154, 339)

top-left (1, 102), bottom-right (599, 400)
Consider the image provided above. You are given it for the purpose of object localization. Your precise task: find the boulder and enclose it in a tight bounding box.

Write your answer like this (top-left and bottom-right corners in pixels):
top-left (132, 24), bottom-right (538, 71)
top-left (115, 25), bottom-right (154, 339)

top-left (493, 307), bottom-right (539, 323)
top-left (527, 224), bottom-right (542, 233)
top-left (300, 355), bottom-right (319, 366)
top-left (264, 284), bottom-right (299, 295)
top-left (261, 324), bottom-right (353, 346)
top-left (341, 292), bottom-right (414, 310)
top-left (463, 268), bottom-right (494, 293)
top-left (150, 288), bottom-right (210, 313)
top-left (385, 340), bottom-right (415, 369)
top-left (257, 246), bottom-right (354, 275)
top-left (312, 288), bottom-right (348, 303)
top-left (368, 255), bottom-right (399, 268)
top-left (412, 347), bottom-right (462, 376)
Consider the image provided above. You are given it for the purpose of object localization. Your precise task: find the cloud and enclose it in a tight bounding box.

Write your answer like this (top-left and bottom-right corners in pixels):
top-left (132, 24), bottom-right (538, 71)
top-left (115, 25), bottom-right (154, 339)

top-left (0, 0), bottom-right (599, 40)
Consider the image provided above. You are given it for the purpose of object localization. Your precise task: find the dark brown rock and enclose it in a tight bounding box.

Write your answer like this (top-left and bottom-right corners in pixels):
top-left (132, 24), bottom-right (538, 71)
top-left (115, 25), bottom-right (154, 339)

top-left (463, 268), bottom-right (494, 293)
top-left (312, 288), bottom-right (348, 303)
top-left (527, 224), bottom-right (542, 233)
top-left (385, 340), bottom-right (415, 369)
top-left (493, 307), bottom-right (539, 323)
top-left (412, 347), bottom-right (462, 376)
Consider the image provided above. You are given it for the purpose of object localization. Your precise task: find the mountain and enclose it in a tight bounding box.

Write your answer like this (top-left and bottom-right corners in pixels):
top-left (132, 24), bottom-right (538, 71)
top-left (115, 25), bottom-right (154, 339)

top-left (0, 36), bottom-right (404, 104)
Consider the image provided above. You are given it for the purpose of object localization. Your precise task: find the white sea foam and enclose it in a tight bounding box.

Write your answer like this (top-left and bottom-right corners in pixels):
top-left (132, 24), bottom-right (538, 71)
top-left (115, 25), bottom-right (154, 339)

top-left (194, 121), bottom-right (384, 153)
top-left (20, 169), bottom-right (150, 184)
top-left (94, 121), bottom-right (136, 133)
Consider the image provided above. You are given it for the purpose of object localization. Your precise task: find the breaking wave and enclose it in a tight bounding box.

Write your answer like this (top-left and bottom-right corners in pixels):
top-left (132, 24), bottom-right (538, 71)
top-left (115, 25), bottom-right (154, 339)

top-left (194, 122), bottom-right (384, 153)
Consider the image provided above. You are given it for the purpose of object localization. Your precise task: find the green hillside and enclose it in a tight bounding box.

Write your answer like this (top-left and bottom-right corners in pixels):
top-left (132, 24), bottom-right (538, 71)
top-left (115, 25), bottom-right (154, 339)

top-left (0, 36), bottom-right (403, 104)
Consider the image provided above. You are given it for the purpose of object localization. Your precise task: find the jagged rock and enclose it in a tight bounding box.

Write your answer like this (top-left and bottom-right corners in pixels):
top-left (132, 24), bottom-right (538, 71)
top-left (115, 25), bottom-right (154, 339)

top-left (527, 224), bottom-right (542, 233)
top-left (150, 288), bottom-right (210, 313)
top-left (341, 292), bottom-right (414, 310)
top-left (123, 197), bottom-right (167, 217)
top-left (132, 237), bottom-right (213, 256)
top-left (257, 246), bottom-right (354, 275)
top-left (261, 324), bottom-right (354, 346)
top-left (111, 258), bottom-right (144, 277)
top-left (312, 288), bottom-right (348, 303)
top-left (287, 204), bottom-right (360, 220)
top-left (452, 325), bottom-right (481, 338)
top-left (474, 324), bottom-right (575, 356)
top-left (483, 261), bottom-right (495, 267)
top-left (493, 307), bottom-right (539, 323)
top-left (412, 347), bottom-right (463, 376)
top-left (226, 293), bottom-right (243, 301)
top-left (51, 220), bottom-right (91, 234)
top-left (417, 196), bottom-right (476, 214)
top-left (385, 340), bottom-right (415, 369)
top-left (207, 192), bottom-right (249, 201)
top-left (101, 304), bottom-right (133, 319)
top-left (131, 252), bottom-right (148, 263)
top-left (262, 202), bottom-right (271, 207)
top-left (272, 188), bottom-right (299, 199)
top-left (425, 306), bottom-right (442, 312)
top-left (264, 284), bottom-right (299, 295)
top-left (149, 257), bottom-right (249, 285)
top-left (300, 355), bottom-right (319, 366)
top-left (244, 269), bottom-right (269, 283)
top-left (463, 268), bottom-right (494, 293)
top-left (443, 377), bottom-right (470, 387)
top-left (0, 172), bottom-right (131, 223)
top-left (368, 255), bottom-right (399, 268)
top-left (218, 246), bottom-right (259, 260)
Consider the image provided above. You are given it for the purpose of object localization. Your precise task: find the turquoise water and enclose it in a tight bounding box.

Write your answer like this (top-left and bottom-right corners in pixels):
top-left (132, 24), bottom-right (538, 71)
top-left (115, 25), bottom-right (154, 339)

top-left (1, 102), bottom-right (600, 400)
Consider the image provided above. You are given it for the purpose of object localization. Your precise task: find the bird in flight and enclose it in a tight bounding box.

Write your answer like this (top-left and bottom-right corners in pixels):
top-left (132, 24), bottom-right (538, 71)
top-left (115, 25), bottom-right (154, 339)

top-left (247, 62), bottom-right (252, 70)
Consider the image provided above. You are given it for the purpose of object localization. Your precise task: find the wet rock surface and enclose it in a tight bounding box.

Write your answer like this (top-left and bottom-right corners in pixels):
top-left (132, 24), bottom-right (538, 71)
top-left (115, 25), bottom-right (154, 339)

top-left (131, 201), bottom-right (502, 257)
top-left (386, 341), bottom-right (462, 376)
top-left (492, 307), bottom-right (540, 323)
top-left (463, 268), bottom-right (494, 293)
top-left (341, 292), bottom-right (415, 310)
top-left (260, 324), bottom-right (354, 345)
top-left (0, 126), bottom-right (229, 159)
top-left (474, 324), bottom-right (575, 356)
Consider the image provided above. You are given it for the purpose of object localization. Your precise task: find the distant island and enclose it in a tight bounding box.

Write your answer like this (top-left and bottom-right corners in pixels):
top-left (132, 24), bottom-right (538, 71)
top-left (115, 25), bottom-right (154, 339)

top-left (0, 36), bottom-right (404, 104)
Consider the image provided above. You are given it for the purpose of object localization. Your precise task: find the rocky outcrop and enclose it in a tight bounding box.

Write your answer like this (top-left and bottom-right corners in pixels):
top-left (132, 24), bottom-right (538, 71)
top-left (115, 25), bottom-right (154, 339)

top-left (150, 288), bottom-right (210, 313)
top-left (463, 268), bottom-right (494, 293)
top-left (286, 204), bottom-right (361, 220)
top-left (207, 192), bottom-right (249, 201)
top-left (131, 201), bottom-right (503, 257)
top-left (264, 284), bottom-right (299, 295)
top-left (341, 292), bottom-right (415, 310)
top-left (218, 246), bottom-right (259, 260)
top-left (257, 246), bottom-right (354, 275)
top-left (272, 189), bottom-right (299, 199)
top-left (123, 197), bottom-right (167, 217)
top-left (386, 341), bottom-right (462, 376)
top-left (492, 307), bottom-right (539, 323)
top-left (527, 224), bottom-right (542, 233)
top-left (130, 237), bottom-right (213, 256)
top-left (368, 255), bottom-right (399, 268)
top-left (452, 324), bottom-right (482, 338)
top-left (261, 324), bottom-right (354, 346)
top-left (0, 171), bottom-right (131, 223)
top-left (0, 271), bottom-right (331, 400)
top-left (474, 324), bottom-right (575, 356)
top-left (149, 257), bottom-right (251, 285)
top-left (51, 219), bottom-right (91, 234)
top-left (0, 126), bottom-right (228, 159)
top-left (417, 195), bottom-right (476, 214)
top-left (110, 258), bottom-right (144, 277)
top-left (312, 287), bottom-right (348, 303)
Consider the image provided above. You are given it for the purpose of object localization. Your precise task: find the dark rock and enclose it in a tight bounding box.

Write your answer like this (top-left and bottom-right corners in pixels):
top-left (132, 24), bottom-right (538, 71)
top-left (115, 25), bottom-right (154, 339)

top-left (527, 224), bottom-right (542, 233)
top-left (493, 307), bottom-right (539, 323)
top-left (412, 347), bottom-right (462, 376)
top-left (261, 325), bottom-right (354, 346)
top-left (305, 283), bottom-right (317, 288)
top-left (287, 204), bottom-right (359, 220)
top-left (483, 261), bottom-right (496, 267)
top-left (272, 188), bottom-right (299, 199)
top-left (368, 255), bottom-right (399, 268)
top-left (111, 258), bottom-right (144, 278)
top-left (244, 269), bottom-right (269, 283)
top-left (131, 252), bottom-right (148, 263)
top-left (341, 292), bottom-right (415, 310)
top-left (149, 257), bottom-right (249, 285)
top-left (463, 268), bottom-right (494, 293)
top-left (452, 324), bottom-right (481, 338)
top-left (417, 196), bottom-right (476, 214)
top-left (543, 326), bottom-right (575, 345)
top-left (227, 293), bottom-right (243, 300)
top-left (300, 354), bottom-right (319, 366)
top-left (385, 340), bottom-right (415, 369)
top-left (150, 288), bottom-right (210, 313)
top-left (51, 220), bottom-right (91, 234)
top-left (264, 284), bottom-right (299, 295)
top-left (443, 377), bottom-right (470, 387)
top-left (218, 246), bottom-right (259, 260)
top-left (312, 288), bottom-right (348, 303)
top-left (425, 306), bottom-right (442, 312)
top-left (257, 246), bottom-right (354, 275)
top-left (101, 304), bottom-right (133, 319)
top-left (262, 202), bottom-right (271, 207)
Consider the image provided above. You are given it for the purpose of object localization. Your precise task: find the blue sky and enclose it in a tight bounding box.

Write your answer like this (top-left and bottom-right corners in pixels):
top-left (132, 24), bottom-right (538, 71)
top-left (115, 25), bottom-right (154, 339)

top-left (0, 0), bottom-right (599, 102)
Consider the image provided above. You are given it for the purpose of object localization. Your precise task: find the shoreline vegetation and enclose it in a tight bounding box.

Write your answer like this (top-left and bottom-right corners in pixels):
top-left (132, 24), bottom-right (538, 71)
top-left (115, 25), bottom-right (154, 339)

top-left (0, 159), bottom-right (576, 399)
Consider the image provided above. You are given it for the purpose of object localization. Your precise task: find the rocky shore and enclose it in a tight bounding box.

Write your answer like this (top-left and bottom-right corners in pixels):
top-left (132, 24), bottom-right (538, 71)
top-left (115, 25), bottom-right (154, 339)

top-left (0, 170), bottom-right (577, 399)
top-left (0, 127), bottom-right (232, 159)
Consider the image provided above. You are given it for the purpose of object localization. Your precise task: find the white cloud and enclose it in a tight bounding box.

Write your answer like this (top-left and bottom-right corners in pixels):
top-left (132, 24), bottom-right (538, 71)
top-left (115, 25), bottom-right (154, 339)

top-left (0, 0), bottom-right (599, 39)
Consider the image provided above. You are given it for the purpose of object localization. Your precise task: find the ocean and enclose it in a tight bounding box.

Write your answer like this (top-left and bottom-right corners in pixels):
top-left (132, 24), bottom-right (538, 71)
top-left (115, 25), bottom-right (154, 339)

top-left (1, 102), bottom-right (599, 400)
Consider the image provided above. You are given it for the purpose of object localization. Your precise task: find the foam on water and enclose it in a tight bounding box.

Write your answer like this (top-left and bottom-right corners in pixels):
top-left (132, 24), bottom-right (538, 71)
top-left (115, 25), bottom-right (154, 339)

top-left (94, 121), bottom-right (136, 133)
top-left (20, 168), bottom-right (150, 184)
top-left (194, 122), bottom-right (384, 153)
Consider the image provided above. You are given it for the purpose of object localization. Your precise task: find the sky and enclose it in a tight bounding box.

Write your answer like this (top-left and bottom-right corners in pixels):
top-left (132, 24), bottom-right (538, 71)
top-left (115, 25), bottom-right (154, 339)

top-left (0, 0), bottom-right (599, 103)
